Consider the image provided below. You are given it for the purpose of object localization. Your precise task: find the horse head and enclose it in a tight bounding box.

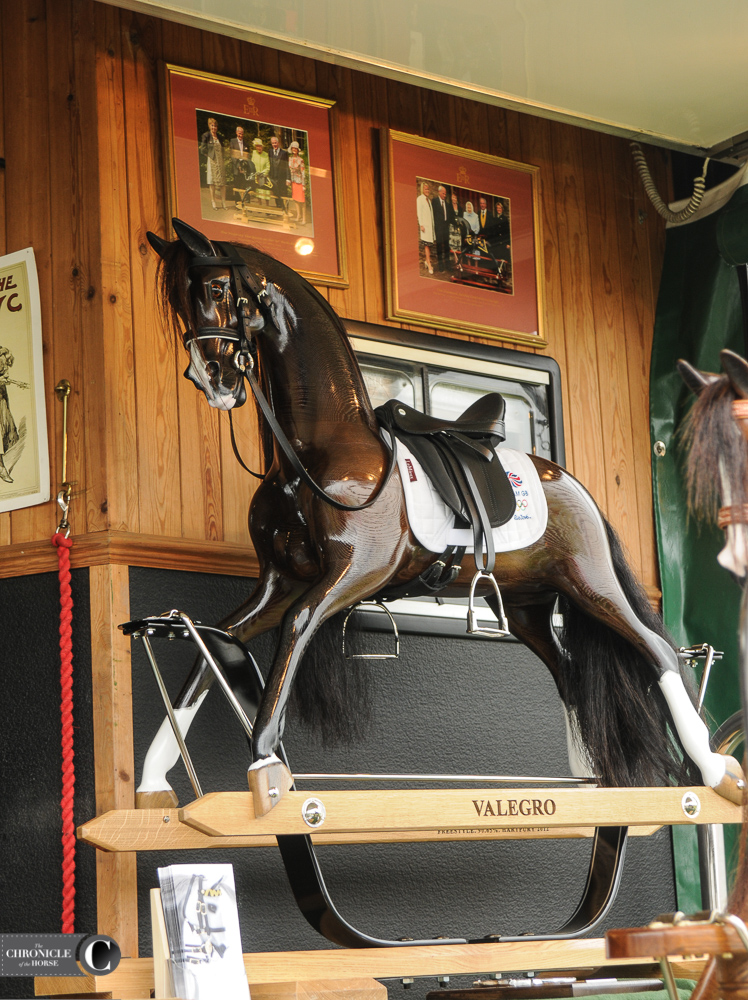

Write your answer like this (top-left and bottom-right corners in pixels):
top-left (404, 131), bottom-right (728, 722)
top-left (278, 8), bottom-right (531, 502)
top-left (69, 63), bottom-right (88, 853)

top-left (679, 350), bottom-right (748, 577)
top-left (147, 219), bottom-right (266, 410)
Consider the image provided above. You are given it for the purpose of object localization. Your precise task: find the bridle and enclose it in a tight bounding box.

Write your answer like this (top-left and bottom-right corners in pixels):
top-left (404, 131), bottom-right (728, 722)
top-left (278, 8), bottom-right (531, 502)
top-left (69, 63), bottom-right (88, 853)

top-left (184, 243), bottom-right (264, 372)
top-left (184, 242), bottom-right (398, 511)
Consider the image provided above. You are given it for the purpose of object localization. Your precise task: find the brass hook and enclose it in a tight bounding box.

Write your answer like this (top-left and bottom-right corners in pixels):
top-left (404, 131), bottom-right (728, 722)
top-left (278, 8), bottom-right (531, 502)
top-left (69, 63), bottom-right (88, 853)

top-left (54, 379), bottom-right (73, 535)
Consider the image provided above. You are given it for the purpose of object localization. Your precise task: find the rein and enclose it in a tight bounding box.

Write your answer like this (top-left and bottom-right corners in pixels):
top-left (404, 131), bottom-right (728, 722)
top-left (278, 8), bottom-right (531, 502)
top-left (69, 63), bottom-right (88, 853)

top-left (188, 245), bottom-right (398, 511)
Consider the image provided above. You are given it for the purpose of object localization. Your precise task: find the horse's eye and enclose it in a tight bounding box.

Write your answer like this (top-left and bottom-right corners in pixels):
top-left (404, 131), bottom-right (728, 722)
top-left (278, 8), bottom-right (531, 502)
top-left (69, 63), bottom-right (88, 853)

top-left (210, 281), bottom-right (224, 301)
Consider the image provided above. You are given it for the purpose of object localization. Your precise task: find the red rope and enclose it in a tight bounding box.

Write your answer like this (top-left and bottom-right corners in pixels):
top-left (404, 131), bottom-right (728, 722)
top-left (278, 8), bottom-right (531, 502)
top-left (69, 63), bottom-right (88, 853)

top-left (53, 531), bottom-right (75, 933)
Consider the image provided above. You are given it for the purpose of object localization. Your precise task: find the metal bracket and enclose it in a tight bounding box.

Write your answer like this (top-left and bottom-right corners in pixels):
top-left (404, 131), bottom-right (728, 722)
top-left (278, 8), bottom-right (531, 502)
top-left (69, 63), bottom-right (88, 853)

top-left (678, 642), bottom-right (723, 711)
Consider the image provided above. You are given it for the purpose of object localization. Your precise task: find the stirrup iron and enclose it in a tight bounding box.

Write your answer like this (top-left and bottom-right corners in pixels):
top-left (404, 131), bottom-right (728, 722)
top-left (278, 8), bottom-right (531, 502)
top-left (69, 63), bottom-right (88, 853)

top-left (467, 570), bottom-right (511, 637)
top-left (342, 601), bottom-right (400, 659)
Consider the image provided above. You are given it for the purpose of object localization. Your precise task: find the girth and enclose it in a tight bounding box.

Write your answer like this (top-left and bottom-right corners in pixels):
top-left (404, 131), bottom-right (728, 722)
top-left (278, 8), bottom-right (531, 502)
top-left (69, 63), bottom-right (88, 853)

top-left (376, 395), bottom-right (516, 576)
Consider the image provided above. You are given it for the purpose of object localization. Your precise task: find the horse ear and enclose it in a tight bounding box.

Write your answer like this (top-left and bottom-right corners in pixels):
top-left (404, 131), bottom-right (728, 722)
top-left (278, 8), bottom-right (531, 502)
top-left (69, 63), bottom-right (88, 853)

top-left (146, 231), bottom-right (171, 258)
top-left (172, 218), bottom-right (219, 258)
top-left (721, 349), bottom-right (748, 399)
top-left (677, 358), bottom-right (719, 396)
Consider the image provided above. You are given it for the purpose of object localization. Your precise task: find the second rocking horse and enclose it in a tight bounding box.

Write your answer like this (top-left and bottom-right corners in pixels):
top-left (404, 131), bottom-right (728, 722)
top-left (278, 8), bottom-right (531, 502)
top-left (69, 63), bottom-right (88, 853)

top-left (139, 218), bottom-right (743, 820)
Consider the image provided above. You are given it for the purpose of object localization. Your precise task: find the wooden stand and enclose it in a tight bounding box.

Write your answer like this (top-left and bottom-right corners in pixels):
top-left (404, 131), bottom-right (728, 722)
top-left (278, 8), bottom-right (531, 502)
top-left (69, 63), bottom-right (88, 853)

top-left (44, 785), bottom-right (736, 998)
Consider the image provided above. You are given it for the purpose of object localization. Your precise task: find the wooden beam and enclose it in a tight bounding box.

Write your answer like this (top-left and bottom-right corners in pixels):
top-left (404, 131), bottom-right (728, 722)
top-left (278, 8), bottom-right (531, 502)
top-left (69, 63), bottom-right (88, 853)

top-left (89, 563), bottom-right (138, 957)
top-left (0, 530), bottom-right (260, 579)
top-left (179, 786), bottom-right (739, 839)
top-left (607, 921), bottom-right (746, 959)
top-left (33, 937), bottom-right (661, 996)
top-left (78, 807), bottom-right (663, 852)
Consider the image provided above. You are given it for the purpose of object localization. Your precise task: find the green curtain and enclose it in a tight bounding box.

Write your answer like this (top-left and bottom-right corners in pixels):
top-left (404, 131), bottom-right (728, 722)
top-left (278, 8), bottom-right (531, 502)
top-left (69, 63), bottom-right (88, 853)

top-left (650, 180), bottom-right (748, 911)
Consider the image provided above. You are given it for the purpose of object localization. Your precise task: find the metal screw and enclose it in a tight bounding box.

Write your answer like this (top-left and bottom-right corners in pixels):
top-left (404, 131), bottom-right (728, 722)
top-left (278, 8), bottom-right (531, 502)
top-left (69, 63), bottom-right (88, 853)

top-left (302, 797), bottom-right (326, 827)
top-left (163, 815), bottom-right (171, 823)
top-left (682, 791), bottom-right (701, 818)
top-left (653, 440), bottom-right (667, 458)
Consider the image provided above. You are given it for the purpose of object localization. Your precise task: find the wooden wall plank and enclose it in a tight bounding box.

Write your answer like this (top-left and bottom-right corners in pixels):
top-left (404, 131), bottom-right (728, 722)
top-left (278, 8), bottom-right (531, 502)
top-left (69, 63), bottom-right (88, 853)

top-left (278, 47), bottom-right (317, 97)
top-left (45, 0), bottom-right (80, 537)
top-left (352, 70), bottom-right (389, 324)
top-left (201, 27), bottom-right (242, 77)
top-left (548, 120), bottom-right (606, 504)
top-left (613, 138), bottom-right (664, 588)
top-left (583, 130), bottom-right (642, 568)
top-left (220, 407), bottom-right (257, 545)
top-left (518, 115), bottom-right (572, 466)
top-left (120, 13), bottom-right (182, 539)
top-left (421, 88), bottom-right (457, 146)
top-left (95, 3), bottom-right (140, 531)
top-left (47, 0), bottom-right (98, 540)
top-left (71, 0), bottom-right (110, 537)
top-left (159, 18), bottom-right (226, 542)
top-left (315, 62), bottom-right (364, 319)
top-left (242, 40), bottom-right (281, 89)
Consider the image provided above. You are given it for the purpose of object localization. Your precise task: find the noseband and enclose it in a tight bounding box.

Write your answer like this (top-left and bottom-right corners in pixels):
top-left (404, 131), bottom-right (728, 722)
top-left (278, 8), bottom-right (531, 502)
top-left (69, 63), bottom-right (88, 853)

top-left (185, 243), bottom-right (398, 512)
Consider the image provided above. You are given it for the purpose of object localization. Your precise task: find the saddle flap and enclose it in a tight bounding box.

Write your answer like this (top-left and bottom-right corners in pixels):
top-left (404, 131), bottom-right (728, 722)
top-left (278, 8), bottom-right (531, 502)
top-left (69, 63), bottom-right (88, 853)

top-left (377, 395), bottom-right (506, 442)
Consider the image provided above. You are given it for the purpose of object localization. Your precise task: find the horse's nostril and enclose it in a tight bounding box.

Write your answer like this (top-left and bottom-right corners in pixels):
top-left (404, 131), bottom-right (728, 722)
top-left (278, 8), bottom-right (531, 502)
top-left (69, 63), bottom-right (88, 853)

top-left (206, 361), bottom-right (221, 380)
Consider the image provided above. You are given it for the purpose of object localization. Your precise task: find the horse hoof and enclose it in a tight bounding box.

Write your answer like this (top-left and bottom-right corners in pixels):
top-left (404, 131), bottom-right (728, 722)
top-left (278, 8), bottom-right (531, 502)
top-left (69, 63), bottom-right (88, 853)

top-left (135, 788), bottom-right (179, 809)
top-left (248, 755), bottom-right (294, 816)
top-left (713, 755), bottom-right (746, 805)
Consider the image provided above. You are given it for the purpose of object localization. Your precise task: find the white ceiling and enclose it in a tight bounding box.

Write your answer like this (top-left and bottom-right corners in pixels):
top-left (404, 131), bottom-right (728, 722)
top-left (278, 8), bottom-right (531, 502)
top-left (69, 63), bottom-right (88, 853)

top-left (108, 0), bottom-right (748, 156)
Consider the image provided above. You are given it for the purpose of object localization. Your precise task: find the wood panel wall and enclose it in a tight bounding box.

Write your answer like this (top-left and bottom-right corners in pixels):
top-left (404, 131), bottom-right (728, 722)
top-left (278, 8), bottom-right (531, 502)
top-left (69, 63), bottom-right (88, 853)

top-left (0, 0), bottom-right (670, 595)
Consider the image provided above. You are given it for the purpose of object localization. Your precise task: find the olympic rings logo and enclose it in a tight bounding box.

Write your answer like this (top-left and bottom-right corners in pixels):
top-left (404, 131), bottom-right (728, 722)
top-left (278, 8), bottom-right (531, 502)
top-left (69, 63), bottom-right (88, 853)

top-left (516, 499), bottom-right (529, 509)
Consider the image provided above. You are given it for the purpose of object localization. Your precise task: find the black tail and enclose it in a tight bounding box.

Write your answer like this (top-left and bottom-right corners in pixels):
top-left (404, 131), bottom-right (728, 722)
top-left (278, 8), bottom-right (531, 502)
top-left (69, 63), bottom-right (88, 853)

top-left (557, 520), bottom-right (698, 787)
top-left (288, 612), bottom-right (373, 745)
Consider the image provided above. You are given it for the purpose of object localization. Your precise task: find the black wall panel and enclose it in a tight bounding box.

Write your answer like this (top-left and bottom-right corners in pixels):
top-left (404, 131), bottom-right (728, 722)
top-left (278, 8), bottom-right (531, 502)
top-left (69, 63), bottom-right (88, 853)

top-left (0, 570), bottom-right (97, 999)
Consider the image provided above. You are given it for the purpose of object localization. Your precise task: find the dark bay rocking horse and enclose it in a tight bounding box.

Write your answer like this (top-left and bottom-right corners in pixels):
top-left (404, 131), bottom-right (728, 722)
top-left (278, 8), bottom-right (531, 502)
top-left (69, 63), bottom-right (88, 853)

top-left (138, 219), bottom-right (743, 831)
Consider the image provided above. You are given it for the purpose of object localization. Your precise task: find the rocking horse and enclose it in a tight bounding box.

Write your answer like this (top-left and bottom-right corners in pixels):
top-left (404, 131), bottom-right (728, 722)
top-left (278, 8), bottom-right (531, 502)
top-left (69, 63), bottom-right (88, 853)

top-left (136, 218), bottom-right (743, 822)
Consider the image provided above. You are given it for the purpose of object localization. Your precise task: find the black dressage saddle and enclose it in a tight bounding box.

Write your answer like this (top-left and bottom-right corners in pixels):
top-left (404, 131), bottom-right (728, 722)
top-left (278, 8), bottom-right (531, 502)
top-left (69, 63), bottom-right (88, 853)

top-left (376, 393), bottom-right (516, 564)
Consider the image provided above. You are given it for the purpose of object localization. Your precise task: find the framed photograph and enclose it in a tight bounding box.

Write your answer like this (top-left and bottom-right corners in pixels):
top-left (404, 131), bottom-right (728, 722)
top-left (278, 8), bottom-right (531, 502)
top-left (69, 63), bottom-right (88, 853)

top-left (0, 248), bottom-right (49, 514)
top-left (161, 65), bottom-right (348, 287)
top-left (382, 130), bottom-right (545, 345)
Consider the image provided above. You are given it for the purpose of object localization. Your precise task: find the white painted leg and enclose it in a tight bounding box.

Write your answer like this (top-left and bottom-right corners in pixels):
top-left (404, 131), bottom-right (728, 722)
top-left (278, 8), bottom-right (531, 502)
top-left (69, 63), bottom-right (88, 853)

top-left (659, 672), bottom-right (744, 802)
top-left (135, 693), bottom-right (207, 807)
top-left (563, 705), bottom-right (595, 779)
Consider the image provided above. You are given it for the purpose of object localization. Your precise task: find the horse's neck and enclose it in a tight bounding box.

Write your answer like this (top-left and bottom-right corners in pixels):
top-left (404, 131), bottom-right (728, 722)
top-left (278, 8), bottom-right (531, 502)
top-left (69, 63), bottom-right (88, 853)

top-left (259, 282), bottom-right (377, 439)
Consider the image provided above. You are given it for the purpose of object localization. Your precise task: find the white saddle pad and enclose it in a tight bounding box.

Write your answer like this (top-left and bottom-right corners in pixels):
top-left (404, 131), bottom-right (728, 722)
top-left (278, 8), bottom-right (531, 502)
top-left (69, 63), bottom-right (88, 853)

top-left (395, 439), bottom-right (548, 555)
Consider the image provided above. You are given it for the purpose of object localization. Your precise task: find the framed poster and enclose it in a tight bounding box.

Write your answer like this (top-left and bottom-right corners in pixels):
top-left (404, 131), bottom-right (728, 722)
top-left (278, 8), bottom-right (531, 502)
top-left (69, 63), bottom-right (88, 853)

top-left (382, 130), bottom-right (545, 346)
top-left (0, 248), bottom-right (49, 513)
top-left (161, 64), bottom-right (348, 287)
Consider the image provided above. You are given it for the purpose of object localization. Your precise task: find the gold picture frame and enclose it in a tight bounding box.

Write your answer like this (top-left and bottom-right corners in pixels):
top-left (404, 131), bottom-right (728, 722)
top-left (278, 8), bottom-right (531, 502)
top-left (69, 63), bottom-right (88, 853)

top-left (161, 64), bottom-right (348, 287)
top-left (382, 130), bottom-right (545, 346)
